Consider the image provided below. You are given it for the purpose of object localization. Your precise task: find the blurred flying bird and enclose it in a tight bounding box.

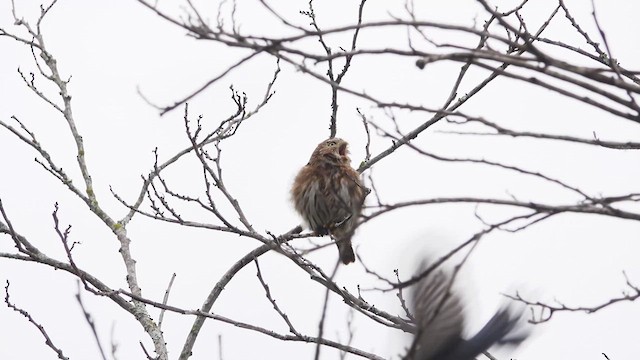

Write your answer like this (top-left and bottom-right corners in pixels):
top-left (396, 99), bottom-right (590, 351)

top-left (405, 260), bottom-right (529, 360)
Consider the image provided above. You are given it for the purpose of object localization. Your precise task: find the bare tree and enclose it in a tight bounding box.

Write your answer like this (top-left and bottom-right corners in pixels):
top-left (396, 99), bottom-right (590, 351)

top-left (1, 0), bottom-right (638, 359)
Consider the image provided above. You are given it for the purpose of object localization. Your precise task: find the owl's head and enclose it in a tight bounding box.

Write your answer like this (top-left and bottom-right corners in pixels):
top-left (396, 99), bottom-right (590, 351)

top-left (310, 138), bottom-right (350, 165)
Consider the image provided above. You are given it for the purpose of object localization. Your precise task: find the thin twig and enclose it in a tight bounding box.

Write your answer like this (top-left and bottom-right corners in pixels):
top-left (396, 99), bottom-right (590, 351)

top-left (314, 258), bottom-right (341, 360)
top-left (159, 273), bottom-right (177, 329)
top-left (75, 282), bottom-right (108, 360)
top-left (4, 281), bottom-right (69, 360)
top-left (255, 260), bottom-right (301, 337)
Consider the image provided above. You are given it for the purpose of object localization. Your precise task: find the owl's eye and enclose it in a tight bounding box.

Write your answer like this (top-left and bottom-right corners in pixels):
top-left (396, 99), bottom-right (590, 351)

top-left (327, 141), bottom-right (336, 146)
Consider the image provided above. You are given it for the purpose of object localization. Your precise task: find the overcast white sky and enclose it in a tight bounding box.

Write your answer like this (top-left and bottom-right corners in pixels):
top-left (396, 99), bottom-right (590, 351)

top-left (1, 0), bottom-right (640, 359)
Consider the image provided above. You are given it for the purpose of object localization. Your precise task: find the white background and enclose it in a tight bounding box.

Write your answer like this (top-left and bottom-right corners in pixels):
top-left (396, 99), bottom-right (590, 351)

top-left (1, 0), bottom-right (639, 359)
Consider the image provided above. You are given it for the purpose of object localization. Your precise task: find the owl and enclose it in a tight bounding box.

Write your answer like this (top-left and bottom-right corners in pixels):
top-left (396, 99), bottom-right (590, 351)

top-left (291, 138), bottom-right (366, 264)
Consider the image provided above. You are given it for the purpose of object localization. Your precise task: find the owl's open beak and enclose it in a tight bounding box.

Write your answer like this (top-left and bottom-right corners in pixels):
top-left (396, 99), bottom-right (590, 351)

top-left (338, 142), bottom-right (348, 156)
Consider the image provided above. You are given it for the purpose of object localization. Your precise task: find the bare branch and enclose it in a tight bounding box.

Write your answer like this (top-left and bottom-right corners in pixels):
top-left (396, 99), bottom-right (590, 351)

top-left (4, 280), bottom-right (69, 360)
top-left (121, 288), bottom-right (386, 360)
top-left (159, 273), bottom-right (177, 330)
top-left (314, 259), bottom-right (341, 360)
top-left (75, 282), bottom-right (108, 360)
top-left (444, 117), bottom-right (640, 150)
top-left (508, 272), bottom-right (640, 324)
top-left (254, 260), bottom-right (301, 336)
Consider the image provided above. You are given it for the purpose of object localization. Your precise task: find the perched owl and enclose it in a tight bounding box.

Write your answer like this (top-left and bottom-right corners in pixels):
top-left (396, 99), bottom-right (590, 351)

top-left (291, 138), bottom-right (366, 264)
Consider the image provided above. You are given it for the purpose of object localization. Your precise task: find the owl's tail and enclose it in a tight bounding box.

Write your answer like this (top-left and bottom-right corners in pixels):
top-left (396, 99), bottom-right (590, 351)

top-left (336, 239), bottom-right (355, 264)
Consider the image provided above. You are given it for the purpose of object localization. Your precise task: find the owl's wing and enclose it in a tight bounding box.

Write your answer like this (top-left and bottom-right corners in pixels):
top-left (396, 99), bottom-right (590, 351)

top-left (338, 167), bottom-right (365, 208)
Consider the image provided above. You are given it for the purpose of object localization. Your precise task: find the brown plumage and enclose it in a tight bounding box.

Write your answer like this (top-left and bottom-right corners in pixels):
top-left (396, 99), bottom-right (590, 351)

top-left (291, 138), bottom-right (366, 264)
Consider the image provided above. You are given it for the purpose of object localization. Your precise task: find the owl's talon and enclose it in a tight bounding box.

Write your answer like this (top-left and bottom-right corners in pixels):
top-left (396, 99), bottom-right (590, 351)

top-left (334, 214), bottom-right (352, 228)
